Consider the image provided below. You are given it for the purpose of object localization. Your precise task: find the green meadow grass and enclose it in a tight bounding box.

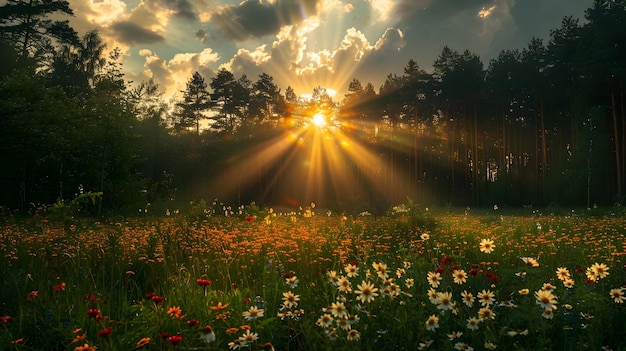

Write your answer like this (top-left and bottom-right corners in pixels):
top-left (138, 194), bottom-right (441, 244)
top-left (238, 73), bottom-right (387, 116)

top-left (1, 205), bottom-right (625, 350)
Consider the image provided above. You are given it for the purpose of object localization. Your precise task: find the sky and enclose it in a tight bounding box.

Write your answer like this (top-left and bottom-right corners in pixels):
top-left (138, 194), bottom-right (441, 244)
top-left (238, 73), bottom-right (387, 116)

top-left (65, 0), bottom-right (594, 100)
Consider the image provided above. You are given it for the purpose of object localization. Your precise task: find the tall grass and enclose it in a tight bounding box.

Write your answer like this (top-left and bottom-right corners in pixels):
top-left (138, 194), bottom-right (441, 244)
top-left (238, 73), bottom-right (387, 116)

top-left (0, 206), bottom-right (625, 350)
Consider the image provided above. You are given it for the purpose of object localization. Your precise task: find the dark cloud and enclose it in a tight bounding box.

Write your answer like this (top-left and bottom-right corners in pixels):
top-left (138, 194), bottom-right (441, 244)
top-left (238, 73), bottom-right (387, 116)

top-left (162, 0), bottom-right (197, 19)
top-left (110, 22), bottom-right (165, 45)
top-left (210, 0), bottom-right (320, 41)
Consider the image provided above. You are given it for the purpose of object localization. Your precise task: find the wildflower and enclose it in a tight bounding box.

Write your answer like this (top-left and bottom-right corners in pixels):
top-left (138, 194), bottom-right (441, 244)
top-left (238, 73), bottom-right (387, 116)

top-left (461, 290), bottom-right (475, 307)
top-left (329, 302), bottom-right (347, 319)
top-left (453, 269), bottom-right (467, 285)
top-left (563, 279), bottom-right (575, 288)
top-left (337, 276), bottom-right (352, 293)
top-left (521, 257), bottom-right (539, 267)
top-left (151, 295), bottom-right (164, 304)
top-left (238, 330), bottom-right (259, 346)
top-left (347, 329), bottom-right (360, 341)
top-left (282, 291), bottom-right (300, 308)
top-left (285, 276), bottom-right (299, 288)
top-left (447, 331), bottom-right (463, 340)
top-left (226, 327), bottom-right (239, 334)
top-left (74, 344), bottom-right (97, 351)
top-left (98, 328), bottom-right (112, 337)
top-left (427, 288), bottom-right (439, 304)
top-left (435, 291), bottom-right (454, 311)
top-left (541, 283), bottom-right (556, 291)
top-left (316, 313), bottom-right (333, 328)
top-left (454, 342), bottom-right (474, 350)
top-left (327, 270), bottom-right (340, 286)
top-left (507, 329), bottom-right (529, 336)
top-left (242, 306), bottom-right (264, 320)
top-left (479, 239), bottom-right (495, 253)
top-left (167, 306), bottom-right (184, 319)
top-left (518, 288), bottom-right (530, 295)
top-left (135, 337), bottom-right (151, 348)
top-left (187, 319), bottom-right (199, 327)
top-left (405, 278), bottom-right (415, 288)
top-left (87, 309), bottom-right (101, 319)
top-left (535, 289), bottom-right (558, 310)
top-left (556, 267), bottom-right (571, 281)
top-left (344, 263), bottom-right (359, 278)
top-left (477, 289), bottom-right (495, 306)
top-left (466, 317), bottom-right (480, 330)
top-left (53, 282), bottom-right (66, 292)
top-left (210, 302), bottom-right (230, 311)
top-left (609, 288), bottom-right (625, 303)
top-left (484, 341), bottom-right (497, 349)
top-left (590, 262), bottom-right (610, 280)
top-left (372, 262), bottom-right (389, 280)
top-left (197, 279), bottom-right (212, 287)
top-left (418, 340), bottom-right (433, 349)
top-left (425, 314), bottom-right (439, 331)
top-left (542, 308), bottom-right (555, 319)
top-left (427, 271), bottom-right (442, 288)
top-left (72, 333), bottom-right (87, 343)
top-left (27, 290), bottom-right (38, 301)
top-left (228, 339), bottom-right (242, 350)
top-left (564, 304), bottom-right (573, 310)
top-left (421, 233), bottom-right (430, 241)
top-left (10, 338), bottom-right (24, 345)
top-left (355, 280), bottom-right (379, 303)
top-left (478, 307), bottom-right (495, 320)
top-left (168, 335), bottom-right (183, 346)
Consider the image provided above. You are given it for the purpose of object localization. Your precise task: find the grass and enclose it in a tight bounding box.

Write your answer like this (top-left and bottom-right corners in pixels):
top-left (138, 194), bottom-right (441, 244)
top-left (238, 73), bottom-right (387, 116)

top-left (0, 204), bottom-right (625, 350)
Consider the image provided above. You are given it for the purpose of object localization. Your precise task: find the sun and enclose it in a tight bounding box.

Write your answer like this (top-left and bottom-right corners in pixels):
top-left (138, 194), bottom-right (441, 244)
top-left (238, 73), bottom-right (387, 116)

top-left (312, 113), bottom-right (327, 127)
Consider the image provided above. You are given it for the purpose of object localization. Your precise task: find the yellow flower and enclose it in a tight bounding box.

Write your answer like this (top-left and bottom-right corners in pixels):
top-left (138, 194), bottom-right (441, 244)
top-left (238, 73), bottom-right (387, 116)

top-left (427, 271), bottom-right (442, 288)
top-left (329, 302), bottom-right (347, 319)
top-left (479, 239), bottom-right (495, 254)
top-left (425, 314), bottom-right (439, 331)
top-left (435, 291), bottom-right (454, 311)
top-left (355, 281), bottom-right (379, 303)
top-left (242, 306), bottom-right (264, 321)
top-left (609, 288), bottom-right (625, 303)
top-left (478, 307), bottom-right (496, 320)
top-left (346, 329), bottom-right (360, 341)
top-left (590, 262), bottom-right (610, 280)
top-left (477, 289), bottom-right (495, 306)
top-left (344, 263), bottom-right (359, 278)
top-left (521, 257), bottom-right (539, 267)
top-left (461, 290), bottom-right (475, 307)
top-left (282, 291), bottom-right (300, 308)
top-left (452, 269), bottom-right (467, 285)
top-left (555, 267), bottom-right (571, 281)
top-left (535, 289), bottom-right (558, 310)
top-left (518, 288), bottom-right (530, 295)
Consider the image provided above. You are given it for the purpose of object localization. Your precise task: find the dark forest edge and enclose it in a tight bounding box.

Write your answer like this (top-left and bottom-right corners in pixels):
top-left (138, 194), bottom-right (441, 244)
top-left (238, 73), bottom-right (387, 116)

top-left (1, 0), bottom-right (625, 216)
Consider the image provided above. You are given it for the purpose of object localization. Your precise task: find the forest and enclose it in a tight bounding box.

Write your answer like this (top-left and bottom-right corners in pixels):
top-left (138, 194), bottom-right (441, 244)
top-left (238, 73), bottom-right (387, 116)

top-left (0, 0), bottom-right (625, 215)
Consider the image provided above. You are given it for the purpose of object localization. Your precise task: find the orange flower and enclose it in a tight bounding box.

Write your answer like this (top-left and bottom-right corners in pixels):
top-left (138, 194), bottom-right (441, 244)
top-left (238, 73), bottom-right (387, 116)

top-left (135, 337), bottom-right (151, 348)
top-left (10, 337), bottom-right (24, 344)
top-left (72, 333), bottom-right (87, 343)
top-left (0, 315), bottom-right (10, 324)
top-left (167, 306), bottom-right (184, 319)
top-left (210, 302), bottom-right (229, 311)
top-left (74, 343), bottom-right (97, 351)
top-left (226, 327), bottom-right (239, 334)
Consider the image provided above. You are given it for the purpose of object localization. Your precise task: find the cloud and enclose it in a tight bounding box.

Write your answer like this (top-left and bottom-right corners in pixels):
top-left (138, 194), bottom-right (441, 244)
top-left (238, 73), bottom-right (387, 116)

top-left (110, 21), bottom-right (166, 45)
top-left (136, 48), bottom-right (221, 98)
top-left (209, 0), bottom-right (320, 41)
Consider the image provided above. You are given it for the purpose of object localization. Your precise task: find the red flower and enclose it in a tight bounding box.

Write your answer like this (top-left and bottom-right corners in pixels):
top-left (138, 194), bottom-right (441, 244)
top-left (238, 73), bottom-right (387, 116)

top-left (151, 295), bottom-right (164, 304)
top-left (585, 278), bottom-right (596, 285)
top-left (145, 292), bottom-right (155, 300)
top-left (196, 279), bottom-right (212, 288)
top-left (0, 315), bottom-right (10, 324)
top-left (187, 319), bottom-right (199, 327)
top-left (469, 269), bottom-right (479, 276)
top-left (160, 332), bottom-right (170, 339)
top-left (242, 297), bottom-right (251, 304)
top-left (27, 290), bottom-right (38, 301)
top-left (244, 215), bottom-right (255, 222)
top-left (232, 282), bottom-right (239, 289)
top-left (169, 335), bottom-right (183, 345)
top-left (87, 309), bottom-right (101, 319)
top-left (98, 327), bottom-right (112, 337)
top-left (53, 282), bottom-right (66, 292)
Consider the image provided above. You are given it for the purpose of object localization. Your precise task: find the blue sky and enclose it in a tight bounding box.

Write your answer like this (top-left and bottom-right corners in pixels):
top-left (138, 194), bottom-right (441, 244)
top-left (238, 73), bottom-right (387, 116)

top-left (66, 0), bottom-right (593, 100)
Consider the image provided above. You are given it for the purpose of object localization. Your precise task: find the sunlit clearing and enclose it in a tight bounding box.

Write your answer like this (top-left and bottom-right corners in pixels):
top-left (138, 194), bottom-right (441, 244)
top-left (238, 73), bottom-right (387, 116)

top-left (312, 113), bottom-right (327, 127)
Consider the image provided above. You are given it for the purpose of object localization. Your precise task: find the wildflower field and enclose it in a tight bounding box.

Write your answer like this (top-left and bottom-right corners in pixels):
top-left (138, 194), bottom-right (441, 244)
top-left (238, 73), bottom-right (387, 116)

top-left (1, 204), bottom-right (626, 351)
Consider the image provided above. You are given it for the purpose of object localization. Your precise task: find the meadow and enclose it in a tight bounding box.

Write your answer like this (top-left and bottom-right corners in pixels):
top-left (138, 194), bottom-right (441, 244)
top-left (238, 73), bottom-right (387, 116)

top-left (1, 202), bottom-right (625, 351)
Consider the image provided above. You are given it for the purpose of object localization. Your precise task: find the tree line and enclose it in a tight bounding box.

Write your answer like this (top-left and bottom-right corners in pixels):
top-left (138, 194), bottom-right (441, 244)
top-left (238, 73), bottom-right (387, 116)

top-left (0, 0), bottom-right (624, 215)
